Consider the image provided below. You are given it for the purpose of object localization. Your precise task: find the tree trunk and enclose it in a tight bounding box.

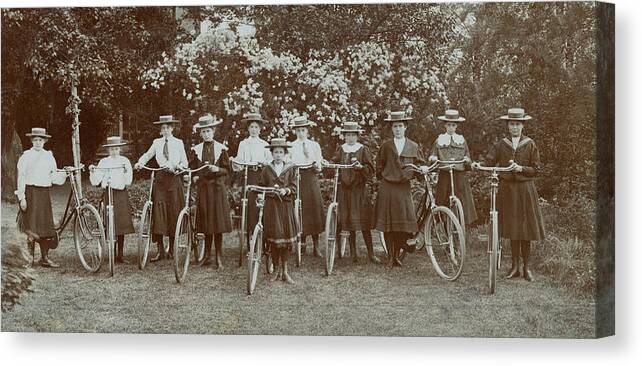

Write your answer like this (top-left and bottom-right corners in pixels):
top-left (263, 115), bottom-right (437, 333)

top-left (1, 127), bottom-right (23, 203)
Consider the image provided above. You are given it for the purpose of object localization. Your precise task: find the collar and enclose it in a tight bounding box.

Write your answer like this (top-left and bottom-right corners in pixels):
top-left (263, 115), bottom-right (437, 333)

top-left (502, 135), bottom-right (532, 150)
top-left (341, 142), bottom-right (363, 153)
top-left (436, 133), bottom-right (465, 147)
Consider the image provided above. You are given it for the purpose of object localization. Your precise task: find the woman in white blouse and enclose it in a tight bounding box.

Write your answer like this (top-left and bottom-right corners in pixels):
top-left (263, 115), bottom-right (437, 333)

top-left (232, 112), bottom-right (272, 245)
top-left (15, 127), bottom-right (66, 268)
top-left (89, 136), bottom-right (135, 264)
top-left (134, 115), bottom-right (188, 262)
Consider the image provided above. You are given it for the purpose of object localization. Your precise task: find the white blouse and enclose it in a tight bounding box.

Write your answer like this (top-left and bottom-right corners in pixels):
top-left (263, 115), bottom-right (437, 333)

top-left (15, 148), bottom-right (66, 201)
top-left (234, 137), bottom-right (272, 169)
top-left (393, 137), bottom-right (406, 156)
top-left (90, 155), bottom-right (133, 190)
top-left (136, 135), bottom-right (188, 170)
top-left (288, 138), bottom-right (323, 165)
top-left (341, 142), bottom-right (363, 153)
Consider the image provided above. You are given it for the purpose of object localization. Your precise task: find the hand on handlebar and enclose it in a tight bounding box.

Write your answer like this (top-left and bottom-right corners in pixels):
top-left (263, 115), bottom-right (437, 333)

top-left (428, 155), bottom-right (438, 163)
top-left (420, 165), bottom-right (431, 175)
top-left (471, 162), bottom-right (481, 170)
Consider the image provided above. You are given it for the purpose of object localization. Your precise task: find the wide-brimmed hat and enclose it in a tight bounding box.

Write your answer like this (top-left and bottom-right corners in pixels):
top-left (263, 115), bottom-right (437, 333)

top-left (437, 109), bottom-right (466, 123)
top-left (242, 112), bottom-right (268, 124)
top-left (25, 127), bottom-right (51, 139)
top-left (289, 116), bottom-right (314, 129)
top-left (265, 137), bottom-right (292, 149)
top-left (499, 108), bottom-right (533, 121)
top-left (338, 121), bottom-right (365, 134)
top-left (102, 136), bottom-right (127, 148)
top-left (194, 114), bottom-right (222, 130)
top-left (383, 111), bottom-right (413, 122)
top-left (153, 115), bottom-right (180, 125)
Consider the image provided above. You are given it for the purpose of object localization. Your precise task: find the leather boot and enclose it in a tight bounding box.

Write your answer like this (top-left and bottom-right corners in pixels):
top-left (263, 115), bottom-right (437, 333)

top-left (521, 241), bottom-right (534, 282)
top-left (349, 232), bottom-right (358, 263)
top-left (26, 237), bottom-right (36, 267)
top-left (214, 234), bottom-right (223, 269)
top-left (505, 240), bottom-right (521, 279)
top-left (150, 240), bottom-right (165, 263)
top-left (364, 231), bottom-right (381, 264)
top-left (39, 245), bottom-right (59, 268)
top-left (312, 235), bottom-right (323, 258)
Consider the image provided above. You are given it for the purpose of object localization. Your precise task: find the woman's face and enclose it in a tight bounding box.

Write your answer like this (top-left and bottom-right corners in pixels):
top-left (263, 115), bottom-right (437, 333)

top-left (200, 127), bottom-right (215, 142)
top-left (391, 122), bottom-right (406, 139)
top-left (295, 126), bottom-right (308, 140)
top-left (344, 132), bottom-right (358, 144)
top-left (507, 121), bottom-right (524, 137)
top-left (160, 124), bottom-right (174, 138)
top-left (271, 147), bottom-right (285, 162)
top-left (108, 146), bottom-right (121, 157)
top-left (248, 122), bottom-right (261, 137)
top-left (31, 137), bottom-right (46, 151)
top-left (444, 122), bottom-right (458, 135)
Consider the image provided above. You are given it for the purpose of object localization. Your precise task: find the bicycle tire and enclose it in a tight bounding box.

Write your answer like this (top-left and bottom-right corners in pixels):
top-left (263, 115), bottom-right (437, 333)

top-left (450, 196), bottom-right (466, 240)
top-left (73, 204), bottom-right (105, 273)
top-left (324, 203), bottom-right (338, 275)
top-left (238, 199), bottom-right (247, 267)
top-left (488, 213), bottom-right (499, 294)
top-left (137, 201), bottom-right (153, 269)
top-left (425, 206), bottom-right (466, 281)
top-left (247, 224), bottom-right (263, 295)
top-left (294, 199), bottom-right (303, 267)
top-left (173, 208), bottom-right (192, 283)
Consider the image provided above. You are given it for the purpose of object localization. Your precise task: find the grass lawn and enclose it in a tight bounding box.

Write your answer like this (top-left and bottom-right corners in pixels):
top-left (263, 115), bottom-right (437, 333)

top-left (1, 185), bottom-right (595, 337)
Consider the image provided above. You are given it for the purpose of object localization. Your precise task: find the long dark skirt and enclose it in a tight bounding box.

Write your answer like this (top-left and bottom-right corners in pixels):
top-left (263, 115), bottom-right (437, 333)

top-left (18, 185), bottom-right (56, 239)
top-left (337, 184), bottom-right (373, 231)
top-left (263, 197), bottom-right (297, 249)
top-left (434, 170), bottom-right (478, 225)
top-left (375, 180), bottom-right (418, 234)
top-left (151, 172), bottom-right (185, 236)
top-left (299, 169), bottom-right (325, 235)
top-left (245, 169), bottom-right (261, 235)
top-left (102, 188), bottom-right (135, 236)
top-left (196, 181), bottom-right (232, 234)
top-left (497, 180), bottom-right (546, 241)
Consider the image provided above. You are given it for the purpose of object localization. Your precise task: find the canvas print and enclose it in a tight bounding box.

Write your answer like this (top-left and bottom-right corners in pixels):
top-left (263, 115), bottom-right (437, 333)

top-left (0, 1), bottom-right (614, 337)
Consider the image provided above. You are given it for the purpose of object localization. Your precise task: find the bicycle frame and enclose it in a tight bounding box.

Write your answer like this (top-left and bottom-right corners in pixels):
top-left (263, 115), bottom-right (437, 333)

top-left (56, 165), bottom-right (87, 236)
top-left (293, 162), bottom-right (315, 264)
top-left (231, 159), bottom-right (261, 267)
top-left (436, 159), bottom-right (467, 204)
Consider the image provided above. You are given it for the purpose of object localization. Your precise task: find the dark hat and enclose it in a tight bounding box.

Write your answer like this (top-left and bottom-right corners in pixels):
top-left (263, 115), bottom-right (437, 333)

top-left (26, 127), bottom-right (51, 139)
top-left (265, 137), bottom-right (292, 149)
top-left (338, 121), bottom-right (365, 134)
top-left (437, 109), bottom-right (466, 123)
top-left (499, 108), bottom-right (533, 121)
top-left (194, 114), bottom-right (222, 130)
top-left (153, 115), bottom-right (180, 125)
top-left (383, 111), bottom-right (413, 122)
top-left (289, 116), bottom-right (314, 129)
top-left (242, 112), bottom-right (268, 124)
top-left (102, 136), bottom-right (127, 148)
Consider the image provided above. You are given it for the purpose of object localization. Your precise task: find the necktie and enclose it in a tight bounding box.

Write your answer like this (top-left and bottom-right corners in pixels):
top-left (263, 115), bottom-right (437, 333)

top-left (450, 135), bottom-right (455, 146)
top-left (163, 138), bottom-right (169, 161)
top-left (303, 141), bottom-right (309, 159)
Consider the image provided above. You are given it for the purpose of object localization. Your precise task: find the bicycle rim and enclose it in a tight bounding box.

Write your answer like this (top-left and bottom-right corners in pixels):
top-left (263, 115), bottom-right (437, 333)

top-left (174, 209), bottom-right (191, 283)
top-left (488, 223), bottom-right (498, 294)
top-left (426, 206), bottom-right (465, 281)
top-left (325, 205), bottom-right (337, 275)
top-left (137, 202), bottom-right (153, 269)
top-left (73, 204), bottom-right (105, 273)
top-left (247, 225), bottom-right (263, 295)
top-left (450, 196), bottom-right (466, 242)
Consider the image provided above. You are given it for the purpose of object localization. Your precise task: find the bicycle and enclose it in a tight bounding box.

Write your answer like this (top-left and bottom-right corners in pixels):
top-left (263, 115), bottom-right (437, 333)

top-left (245, 184), bottom-right (281, 295)
top-left (54, 164), bottom-right (106, 273)
top-left (320, 160), bottom-right (360, 275)
top-left (173, 164), bottom-right (212, 283)
top-left (402, 163), bottom-right (466, 281)
top-left (293, 162), bottom-right (315, 267)
top-left (231, 159), bottom-right (262, 268)
top-left (137, 165), bottom-right (171, 270)
top-left (92, 164), bottom-right (127, 277)
top-left (472, 161), bottom-right (518, 294)
top-left (413, 159), bottom-right (468, 251)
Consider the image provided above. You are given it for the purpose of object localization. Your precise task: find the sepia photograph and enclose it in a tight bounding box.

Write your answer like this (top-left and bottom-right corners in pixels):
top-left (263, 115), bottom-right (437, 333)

top-left (0, 1), bottom-right (614, 339)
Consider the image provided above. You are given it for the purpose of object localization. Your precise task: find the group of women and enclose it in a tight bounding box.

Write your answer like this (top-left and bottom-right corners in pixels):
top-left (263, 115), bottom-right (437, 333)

top-left (15, 106), bottom-right (545, 284)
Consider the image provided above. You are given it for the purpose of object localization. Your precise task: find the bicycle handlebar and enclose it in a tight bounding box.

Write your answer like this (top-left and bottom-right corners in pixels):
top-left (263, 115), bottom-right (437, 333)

top-left (294, 162), bottom-right (316, 170)
top-left (321, 161), bottom-right (360, 170)
top-left (246, 185), bottom-right (284, 194)
top-left (436, 159), bottom-right (467, 165)
top-left (57, 164), bottom-right (85, 173)
top-left (230, 158), bottom-right (262, 168)
top-left (91, 164), bottom-right (127, 171)
top-left (138, 165), bottom-right (167, 172)
top-left (403, 162), bottom-right (439, 174)
top-left (473, 161), bottom-right (518, 173)
top-left (175, 164), bottom-right (214, 174)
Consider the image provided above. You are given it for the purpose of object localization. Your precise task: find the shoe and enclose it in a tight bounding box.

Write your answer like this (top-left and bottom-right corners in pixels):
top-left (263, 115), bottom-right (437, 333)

top-left (116, 257), bottom-right (124, 264)
top-left (523, 268), bottom-right (534, 282)
top-left (40, 258), bottom-right (60, 268)
top-left (352, 256), bottom-right (359, 264)
top-left (369, 255), bottom-right (382, 264)
top-left (313, 247), bottom-right (323, 258)
top-left (300, 245), bottom-right (307, 256)
top-left (282, 272), bottom-right (295, 284)
top-left (201, 257), bottom-right (212, 266)
top-left (215, 258), bottom-right (224, 270)
top-left (150, 252), bottom-right (164, 263)
top-left (505, 266), bottom-right (521, 279)
top-left (392, 258), bottom-right (403, 267)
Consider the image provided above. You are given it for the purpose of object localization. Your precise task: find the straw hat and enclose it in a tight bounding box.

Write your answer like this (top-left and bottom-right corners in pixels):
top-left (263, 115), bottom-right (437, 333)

top-left (265, 137), bottom-right (292, 149)
top-left (499, 108), bottom-right (533, 121)
top-left (437, 109), bottom-right (466, 123)
top-left (337, 121), bottom-right (365, 134)
top-left (25, 127), bottom-right (51, 139)
top-left (102, 136), bottom-right (127, 148)
top-left (289, 116), bottom-right (314, 129)
top-left (194, 114), bottom-right (223, 130)
top-left (242, 112), bottom-right (268, 124)
top-left (152, 115), bottom-right (180, 125)
top-left (383, 111), bottom-right (413, 122)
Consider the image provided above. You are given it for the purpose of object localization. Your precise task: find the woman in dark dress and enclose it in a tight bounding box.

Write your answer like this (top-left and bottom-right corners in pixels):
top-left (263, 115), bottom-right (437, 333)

top-left (429, 109), bottom-right (478, 225)
top-left (328, 121), bottom-right (381, 264)
top-left (259, 138), bottom-right (298, 284)
top-left (374, 111), bottom-right (431, 267)
top-left (189, 114), bottom-right (233, 269)
top-left (473, 108), bottom-right (546, 282)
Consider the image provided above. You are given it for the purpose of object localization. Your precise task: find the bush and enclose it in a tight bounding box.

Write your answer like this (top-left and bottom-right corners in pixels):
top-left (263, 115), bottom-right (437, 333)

top-left (85, 179), bottom-right (151, 218)
top-left (1, 229), bottom-right (36, 313)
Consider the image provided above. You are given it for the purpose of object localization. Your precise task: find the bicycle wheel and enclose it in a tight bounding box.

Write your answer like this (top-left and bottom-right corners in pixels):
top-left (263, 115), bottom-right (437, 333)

top-left (173, 208), bottom-right (192, 283)
top-left (377, 230), bottom-right (388, 256)
top-left (247, 224), bottom-right (263, 295)
top-left (488, 213), bottom-right (499, 294)
top-left (238, 199), bottom-right (247, 267)
top-left (324, 203), bottom-right (338, 275)
top-left (413, 189), bottom-right (428, 251)
top-left (450, 196), bottom-right (466, 240)
top-left (106, 205), bottom-right (115, 277)
top-left (425, 206), bottom-right (465, 281)
top-left (294, 199), bottom-right (302, 267)
top-left (339, 231), bottom-right (348, 258)
top-left (73, 204), bottom-right (105, 273)
top-left (138, 201), bottom-right (153, 269)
